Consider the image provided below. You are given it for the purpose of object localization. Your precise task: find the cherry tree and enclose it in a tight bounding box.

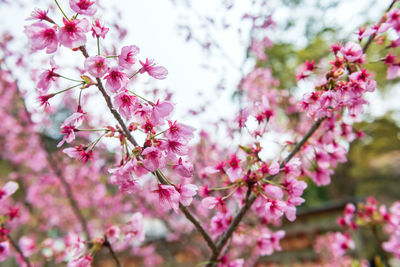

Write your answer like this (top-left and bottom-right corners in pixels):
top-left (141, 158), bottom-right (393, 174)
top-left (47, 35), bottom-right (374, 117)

top-left (0, 0), bottom-right (399, 266)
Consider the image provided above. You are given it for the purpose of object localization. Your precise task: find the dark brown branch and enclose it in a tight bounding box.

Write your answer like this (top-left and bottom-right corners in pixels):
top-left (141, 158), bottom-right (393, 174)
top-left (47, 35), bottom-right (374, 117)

top-left (78, 46), bottom-right (216, 254)
top-left (362, 0), bottom-right (397, 53)
top-left (7, 234), bottom-right (32, 267)
top-left (206, 117), bottom-right (326, 266)
top-left (179, 203), bottom-right (217, 254)
top-left (103, 237), bottom-right (122, 267)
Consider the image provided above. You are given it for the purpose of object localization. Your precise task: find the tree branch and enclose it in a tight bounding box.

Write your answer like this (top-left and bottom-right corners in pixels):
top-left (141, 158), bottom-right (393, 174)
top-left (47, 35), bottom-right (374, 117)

top-left (206, 116), bottom-right (326, 266)
top-left (78, 46), bottom-right (217, 254)
top-left (103, 237), bottom-right (122, 267)
top-left (46, 152), bottom-right (92, 240)
top-left (7, 234), bottom-right (32, 267)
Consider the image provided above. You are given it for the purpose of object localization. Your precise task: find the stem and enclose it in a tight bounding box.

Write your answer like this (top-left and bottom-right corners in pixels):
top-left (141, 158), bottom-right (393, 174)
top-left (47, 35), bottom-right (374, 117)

top-left (106, 55), bottom-right (119, 58)
top-left (371, 225), bottom-right (392, 267)
top-left (103, 238), bottom-right (122, 267)
top-left (128, 90), bottom-right (153, 105)
top-left (362, 0), bottom-right (397, 53)
top-left (97, 37), bottom-right (100, 56)
top-left (7, 234), bottom-right (32, 267)
top-left (58, 75), bottom-right (82, 83)
top-left (54, 0), bottom-right (69, 21)
top-left (54, 83), bottom-right (83, 96)
top-left (129, 70), bottom-right (141, 79)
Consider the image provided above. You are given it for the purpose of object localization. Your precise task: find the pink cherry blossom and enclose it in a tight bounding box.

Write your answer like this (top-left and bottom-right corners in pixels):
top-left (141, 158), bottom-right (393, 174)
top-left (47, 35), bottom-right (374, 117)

top-left (67, 254), bottom-right (93, 267)
top-left (104, 67), bottom-right (128, 93)
top-left (57, 112), bottom-right (84, 147)
top-left (124, 212), bottom-right (145, 243)
top-left (119, 45), bottom-right (140, 69)
top-left (84, 56), bottom-right (109, 78)
top-left (28, 8), bottom-right (54, 24)
top-left (19, 236), bottom-right (36, 257)
top-left (63, 145), bottom-right (93, 163)
top-left (153, 184), bottom-right (180, 212)
top-left (177, 183), bottom-right (198, 206)
top-left (24, 22), bottom-right (58, 53)
top-left (166, 120), bottom-right (195, 141)
top-left (69, 0), bottom-right (97, 16)
top-left (113, 90), bottom-right (138, 120)
top-left (37, 68), bottom-right (59, 94)
top-left (91, 19), bottom-right (109, 39)
top-left (141, 147), bottom-right (166, 172)
top-left (58, 18), bottom-right (90, 48)
top-left (210, 212), bottom-right (231, 236)
top-left (105, 225), bottom-right (120, 244)
top-left (0, 181), bottom-right (19, 201)
top-left (173, 158), bottom-right (193, 177)
top-left (139, 58), bottom-right (168, 80)
top-left (256, 230), bottom-right (285, 256)
top-left (151, 100), bottom-right (173, 124)
top-left (341, 42), bottom-right (363, 62)
top-left (0, 242), bottom-right (10, 262)
top-left (225, 154), bottom-right (242, 182)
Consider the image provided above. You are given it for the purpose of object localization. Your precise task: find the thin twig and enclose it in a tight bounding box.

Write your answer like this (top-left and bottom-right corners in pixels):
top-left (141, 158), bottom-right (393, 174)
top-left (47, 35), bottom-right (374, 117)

top-left (103, 238), bottom-right (122, 267)
top-left (362, 0), bottom-right (397, 53)
top-left (46, 152), bottom-right (92, 240)
top-left (7, 234), bottom-right (32, 267)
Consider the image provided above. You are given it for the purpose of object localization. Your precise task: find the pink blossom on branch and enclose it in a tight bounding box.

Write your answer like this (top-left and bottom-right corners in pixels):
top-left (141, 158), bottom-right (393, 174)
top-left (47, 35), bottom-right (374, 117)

top-left (24, 22), bottom-right (58, 53)
top-left (58, 18), bottom-right (90, 48)
top-left (139, 58), bottom-right (168, 80)
top-left (69, 0), bottom-right (97, 16)
top-left (84, 55), bottom-right (109, 78)
top-left (153, 184), bottom-right (180, 212)
top-left (119, 45), bottom-right (140, 69)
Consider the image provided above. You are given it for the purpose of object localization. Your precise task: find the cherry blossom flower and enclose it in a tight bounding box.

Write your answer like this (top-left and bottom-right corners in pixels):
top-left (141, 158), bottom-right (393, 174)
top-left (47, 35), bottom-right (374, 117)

top-left (28, 8), bottom-right (54, 23)
top-left (105, 225), bottom-right (120, 244)
top-left (0, 242), bottom-right (10, 262)
top-left (0, 181), bottom-right (19, 201)
top-left (104, 67), bottom-right (128, 93)
top-left (58, 18), bottom-right (90, 48)
top-left (84, 56), bottom-right (109, 78)
top-left (173, 158), bottom-right (193, 177)
top-left (256, 230), bottom-right (285, 256)
top-left (119, 45), bottom-right (140, 69)
top-left (225, 154), bottom-right (242, 182)
top-left (91, 19), bottom-right (109, 39)
top-left (341, 42), bottom-right (363, 62)
top-left (166, 121), bottom-right (195, 141)
top-left (24, 22), bottom-right (58, 53)
top-left (37, 67), bottom-right (59, 94)
top-left (113, 90), bottom-right (138, 120)
top-left (153, 184), bottom-right (180, 212)
top-left (141, 147), bottom-right (166, 172)
top-left (36, 93), bottom-right (55, 108)
top-left (57, 112), bottom-right (84, 147)
top-left (139, 58), bottom-right (168, 79)
top-left (63, 145), bottom-right (93, 163)
top-left (67, 254), bottom-right (93, 267)
top-left (124, 212), bottom-right (145, 243)
top-left (151, 100), bottom-right (173, 124)
top-left (69, 0), bottom-right (97, 16)
top-left (19, 236), bottom-right (36, 257)
top-left (176, 183), bottom-right (198, 206)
